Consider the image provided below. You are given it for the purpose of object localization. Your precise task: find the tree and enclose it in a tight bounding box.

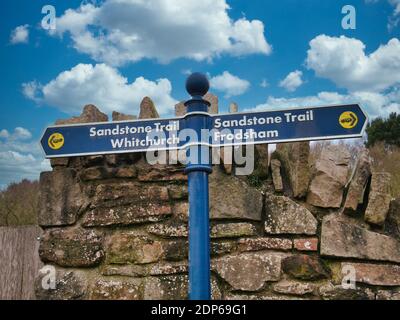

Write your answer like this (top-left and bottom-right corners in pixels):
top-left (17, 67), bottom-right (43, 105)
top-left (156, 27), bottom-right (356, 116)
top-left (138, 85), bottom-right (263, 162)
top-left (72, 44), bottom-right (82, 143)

top-left (366, 112), bottom-right (400, 148)
top-left (0, 179), bottom-right (39, 226)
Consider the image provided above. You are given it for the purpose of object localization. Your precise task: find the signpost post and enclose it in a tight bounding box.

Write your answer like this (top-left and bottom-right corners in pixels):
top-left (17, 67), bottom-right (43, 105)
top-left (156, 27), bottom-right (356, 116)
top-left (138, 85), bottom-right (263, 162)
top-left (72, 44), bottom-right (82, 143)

top-left (40, 73), bottom-right (368, 301)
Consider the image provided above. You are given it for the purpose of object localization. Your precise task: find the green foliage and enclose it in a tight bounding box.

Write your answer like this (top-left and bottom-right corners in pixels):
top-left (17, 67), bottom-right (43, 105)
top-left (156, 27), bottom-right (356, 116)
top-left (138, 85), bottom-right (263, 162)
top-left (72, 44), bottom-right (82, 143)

top-left (366, 112), bottom-right (400, 148)
top-left (247, 173), bottom-right (263, 188)
top-left (0, 179), bottom-right (39, 226)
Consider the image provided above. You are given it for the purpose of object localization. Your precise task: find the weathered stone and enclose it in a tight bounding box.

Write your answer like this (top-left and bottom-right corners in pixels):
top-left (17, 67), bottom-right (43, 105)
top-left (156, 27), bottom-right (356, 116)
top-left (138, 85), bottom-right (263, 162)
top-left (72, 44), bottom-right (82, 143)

top-left (204, 93), bottom-right (218, 114)
top-left (211, 223), bottom-right (257, 239)
top-left (168, 185), bottom-right (188, 200)
top-left (271, 159), bottom-right (283, 192)
top-left (293, 238), bottom-right (318, 252)
top-left (80, 166), bottom-right (110, 181)
top-left (102, 261), bottom-right (188, 277)
top-left (83, 203), bottom-right (172, 227)
top-left (50, 157), bottom-right (69, 168)
top-left (387, 198), bottom-right (400, 238)
top-left (254, 145), bottom-right (269, 179)
top-left (229, 102), bottom-right (238, 113)
top-left (56, 104), bottom-right (108, 125)
top-left (39, 169), bottom-right (88, 227)
top-left (376, 289), bottom-right (400, 300)
top-left (106, 234), bottom-right (164, 264)
top-left (211, 241), bottom-right (237, 256)
top-left (137, 163), bottom-right (187, 182)
top-left (265, 193), bottom-right (317, 235)
top-left (113, 166), bottom-right (137, 178)
top-left (35, 271), bottom-right (87, 300)
top-left (139, 97), bottom-right (159, 119)
top-left (282, 255), bottom-right (330, 280)
top-left (105, 153), bottom-right (141, 167)
top-left (343, 150), bottom-right (371, 214)
top-left (162, 240), bottom-right (188, 261)
top-left (364, 172), bottom-right (392, 226)
top-left (90, 278), bottom-right (142, 300)
top-left (82, 155), bottom-right (104, 167)
top-left (238, 237), bottom-right (292, 252)
top-left (225, 293), bottom-right (304, 300)
top-left (102, 264), bottom-right (148, 277)
top-left (143, 275), bottom-right (221, 300)
top-left (173, 202), bottom-right (189, 222)
top-left (175, 101), bottom-right (186, 116)
top-left (320, 214), bottom-right (400, 263)
top-left (39, 228), bottom-right (104, 267)
top-left (319, 282), bottom-right (374, 300)
top-left (112, 111), bottom-right (136, 121)
top-left (273, 280), bottom-right (315, 296)
top-left (143, 275), bottom-right (187, 300)
top-left (274, 142), bottom-right (310, 198)
top-left (149, 262), bottom-right (189, 276)
top-left (219, 147), bottom-right (233, 175)
top-left (147, 221), bottom-right (188, 238)
top-left (92, 183), bottom-right (169, 207)
top-left (213, 253), bottom-right (283, 291)
top-left (340, 262), bottom-right (400, 286)
top-left (307, 145), bottom-right (350, 208)
top-left (210, 168), bottom-right (262, 221)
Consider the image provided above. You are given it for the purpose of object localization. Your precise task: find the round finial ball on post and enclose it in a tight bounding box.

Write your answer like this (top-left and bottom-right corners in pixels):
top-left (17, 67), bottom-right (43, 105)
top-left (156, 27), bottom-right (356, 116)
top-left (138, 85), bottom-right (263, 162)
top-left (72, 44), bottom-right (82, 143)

top-left (186, 72), bottom-right (209, 97)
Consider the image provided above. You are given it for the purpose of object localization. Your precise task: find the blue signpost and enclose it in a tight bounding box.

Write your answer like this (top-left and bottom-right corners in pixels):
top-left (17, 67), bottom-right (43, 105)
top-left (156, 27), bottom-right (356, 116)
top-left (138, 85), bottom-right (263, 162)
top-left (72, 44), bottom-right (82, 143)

top-left (40, 73), bottom-right (368, 301)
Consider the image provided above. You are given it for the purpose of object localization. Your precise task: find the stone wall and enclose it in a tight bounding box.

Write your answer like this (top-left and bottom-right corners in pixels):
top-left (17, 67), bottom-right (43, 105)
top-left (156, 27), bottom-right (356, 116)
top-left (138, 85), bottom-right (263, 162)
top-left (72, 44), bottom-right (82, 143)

top-left (35, 98), bottom-right (400, 300)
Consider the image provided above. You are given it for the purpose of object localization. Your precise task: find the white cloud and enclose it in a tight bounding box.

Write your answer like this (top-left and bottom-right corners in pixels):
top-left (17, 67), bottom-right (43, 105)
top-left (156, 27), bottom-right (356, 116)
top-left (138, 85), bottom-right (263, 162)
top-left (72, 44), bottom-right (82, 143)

top-left (210, 71), bottom-right (250, 97)
top-left (279, 70), bottom-right (303, 92)
top-left (249, 90), bottom-right (400, 119)
top-left (260, 79), bottom-right (269, 88)
top-left (0, 128), bottom-right (50, 187)
top-left (388, 0), bottom-right (400, 29)
top-left (306, 35), bottom-right (400, 92)
top-left (10, 25), bottom-right (29, 44)
top-left (23, 63), bottom-right (178, 116)
top-left (51, 1), bottom-right (271, 66)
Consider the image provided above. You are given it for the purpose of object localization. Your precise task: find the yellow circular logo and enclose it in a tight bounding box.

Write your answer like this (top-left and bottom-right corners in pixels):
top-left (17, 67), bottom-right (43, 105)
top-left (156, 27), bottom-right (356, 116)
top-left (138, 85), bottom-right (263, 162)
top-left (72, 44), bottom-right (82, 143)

top-left (48, 133), bottom-right (65, 150)
top-left (339, 111), bottom-right (358, 129)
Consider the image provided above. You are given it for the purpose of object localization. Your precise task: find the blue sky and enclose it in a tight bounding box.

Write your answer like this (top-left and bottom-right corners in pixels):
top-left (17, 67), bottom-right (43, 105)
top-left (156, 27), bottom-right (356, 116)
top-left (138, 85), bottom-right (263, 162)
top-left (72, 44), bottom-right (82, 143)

top-left (0, 0), bottom-right (399, 187)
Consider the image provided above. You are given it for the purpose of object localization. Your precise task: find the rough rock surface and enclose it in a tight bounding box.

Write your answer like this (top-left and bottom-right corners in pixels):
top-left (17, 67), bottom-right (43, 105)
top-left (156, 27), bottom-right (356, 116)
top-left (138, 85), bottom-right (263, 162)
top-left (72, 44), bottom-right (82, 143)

top-left (272, 280), bottom-right (315, 296)
top-left (56, 104), bottom-right (108, 124)
top-left (39, 228), bottom-right (104, 267)
top-left (282, 255), bottom-right (330, 280)
top-left (307, 145), bottom-right (350, 208)
top-left (210, 168), bottom-right (263, 221)
top-left (293, 238), bottom-right (318, 252)
top-left (83, 203), bottom-right (172, 227)
top-left (343, 150), bottom-right (371, 214)
top-left (319, 282), bottom-right (374, 300)
top-left (112, 111), bottom-right (136, 121)
top-left (35, 271), bottom-right (87, 300)
top-left (143, 275), bottom-right (221, 300)
top-left (265, 193), bottom-right (317, 235)
top-left (273, 142), bottom-right (310, 198)
top-left (321, 214), bottom-right (400, 263)
top-left (340, 262), bottom-right (400, 286)
top-left (238, 238), bottom-right (292, 252)
top-left (364, 172), bottom-right (392, 226)
top-left (90, 278), bottom-right (142, 300)
top-left (271, 159), bottom-right (283, 192)
top-left (139, 97), bottom-right (159, 119)
top-left (106, 233), bottom-right (164, 264)
top-left (213, 253), bottom-right (283, 291)
top-left (39, 169), bottom-right (88, 226)
top-left (210, 223), bottom-right (257, 238)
